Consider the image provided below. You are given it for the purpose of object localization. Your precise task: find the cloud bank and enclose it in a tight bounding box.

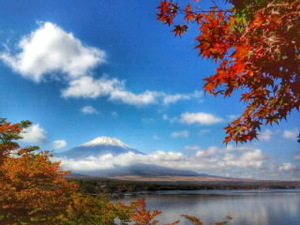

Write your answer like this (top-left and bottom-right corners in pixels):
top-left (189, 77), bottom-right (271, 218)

top-left (57, 144), bottom-right (299, 180)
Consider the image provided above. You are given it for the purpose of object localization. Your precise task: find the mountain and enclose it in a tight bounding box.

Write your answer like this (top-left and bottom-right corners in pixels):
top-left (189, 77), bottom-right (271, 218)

top-left (55, 136), bottom-right (144, 159)
top-left (55, 136), bottom-right (227, 179)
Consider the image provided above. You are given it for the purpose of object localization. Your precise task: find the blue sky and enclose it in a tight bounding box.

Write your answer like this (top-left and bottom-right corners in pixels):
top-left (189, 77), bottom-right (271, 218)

top-left (0, 0), bottom-right (299, 180)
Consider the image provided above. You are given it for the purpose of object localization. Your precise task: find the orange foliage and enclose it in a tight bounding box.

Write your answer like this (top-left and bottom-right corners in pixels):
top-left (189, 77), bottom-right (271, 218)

top-left (129, 198), bottom-right (180, 225)
top-left (158, 0), bottom-right (300, 143)
top-left (59, 193), bottom-right (134, 224)
top-left (0, 119), bottom-right (78, 224)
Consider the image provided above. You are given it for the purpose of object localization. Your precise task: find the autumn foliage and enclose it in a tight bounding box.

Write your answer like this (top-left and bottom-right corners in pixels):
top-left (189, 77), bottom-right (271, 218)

top-left (0, 119), bottom-right (78, 224)
top-left (158, 0), bottom-right (300, 143)
top-left (127, 198), bottom-right (180, 225)
top-left (58, 193), bottom-right (134, 225)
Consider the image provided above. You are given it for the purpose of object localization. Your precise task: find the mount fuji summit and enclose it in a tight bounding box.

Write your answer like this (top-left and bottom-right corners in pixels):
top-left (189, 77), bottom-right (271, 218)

top-left (55, 136), bottom-right (144, 159)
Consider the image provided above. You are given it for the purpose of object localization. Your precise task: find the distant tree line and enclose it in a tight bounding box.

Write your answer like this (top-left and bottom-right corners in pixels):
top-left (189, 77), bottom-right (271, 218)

top-left (75, 177), bottom-right (300, 196)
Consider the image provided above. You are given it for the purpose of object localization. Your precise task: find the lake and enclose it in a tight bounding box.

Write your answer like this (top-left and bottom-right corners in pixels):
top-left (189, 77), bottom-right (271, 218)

top-left (117, 189), bottom-right (300, 225)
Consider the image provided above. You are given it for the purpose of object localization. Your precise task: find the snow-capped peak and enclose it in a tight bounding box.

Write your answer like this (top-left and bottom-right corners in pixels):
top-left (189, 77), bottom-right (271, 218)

top-left (82, 136), bottom-right (130, 148)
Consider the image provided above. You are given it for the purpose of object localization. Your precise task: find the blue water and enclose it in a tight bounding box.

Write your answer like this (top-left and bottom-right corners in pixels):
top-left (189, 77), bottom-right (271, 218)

top-left (118, 189), bottom-right (300, 225)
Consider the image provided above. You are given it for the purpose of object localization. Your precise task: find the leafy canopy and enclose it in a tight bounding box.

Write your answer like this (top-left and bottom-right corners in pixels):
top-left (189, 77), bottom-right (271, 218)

top-left (0, 119), bottom-right (78, 224)
top-left (158, 0), bottom-right (300, 143)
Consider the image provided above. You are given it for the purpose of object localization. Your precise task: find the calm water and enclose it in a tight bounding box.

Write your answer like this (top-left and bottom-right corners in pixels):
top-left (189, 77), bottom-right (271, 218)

top-left (118, 189), bottom-right (300, 225)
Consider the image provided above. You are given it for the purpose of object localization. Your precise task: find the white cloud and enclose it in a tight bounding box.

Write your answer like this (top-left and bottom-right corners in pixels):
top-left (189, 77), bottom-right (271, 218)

top-left (151, 151), bottom-right (186, 162)
top-left (278, 163), bottom-right (298, 172)
top-left (1, 22), bottom-right (105, 82)
top-left (58, 151), bottom-right (186, 171)
top-left (59, 154), bottom-right (116, 171)
top-left (170, 130), bottom-right (190, 138)
top-left (109, 89), bottom-right (159, 106)
top-left (189, 146), bottom-right (269, 171)
top-left (237, 149), bottom-right (268, 168)
top-left (180, 112), bottom-right (224, 125)
top-left (274, 163), bottom-right (300, 180)
top-left (21, 124), bottom-right (47, 144)
top-left (283, 130), bottom-right (298, 140)
top-left (53, 140), bottom-right (68, 150)
top-left (258, 129), bottom-right (273, 142)
top-left (81, 106), bottom-right (99, 115)
top-left (62, 75), bottom-right (203, 107)
top-left (184, 145), bottom-right (201, 151)
top-left (196, 146), bottom-right (219, 158)
top-left (212, 150), bottom-right (268, 170)
top-left (226, 145), bottom-right (258, 152)
top-left (62, 76), bottom-right (121, 99)
top-left (162, 91), bottom-right (203, 105)
top-left (108, 89), bottom-right (202, 106)
top-left (162, 94), bottom-right (190, 105)
top-left (62, 76), bottom-right (159, 106)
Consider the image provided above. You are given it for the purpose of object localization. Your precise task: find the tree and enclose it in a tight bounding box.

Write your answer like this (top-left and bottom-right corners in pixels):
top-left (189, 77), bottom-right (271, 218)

top-left (0, 119), bottom-right (78, 224)
top-left (58, 193), bottom-right (133, 225)
top-left (128, 198), bottom-right (180, 225)
top-left (158, 0), bottom-right (300, 143)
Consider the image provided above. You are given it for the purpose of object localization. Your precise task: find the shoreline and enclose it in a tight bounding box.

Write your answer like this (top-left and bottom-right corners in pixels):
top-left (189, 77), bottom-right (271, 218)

top-left (72, 177), bottom-right (300, 197)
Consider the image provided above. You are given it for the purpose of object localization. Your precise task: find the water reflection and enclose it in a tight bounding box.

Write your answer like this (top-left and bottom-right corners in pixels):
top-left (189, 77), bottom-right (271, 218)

top-left (119, 190), bottom-right (300, 225)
